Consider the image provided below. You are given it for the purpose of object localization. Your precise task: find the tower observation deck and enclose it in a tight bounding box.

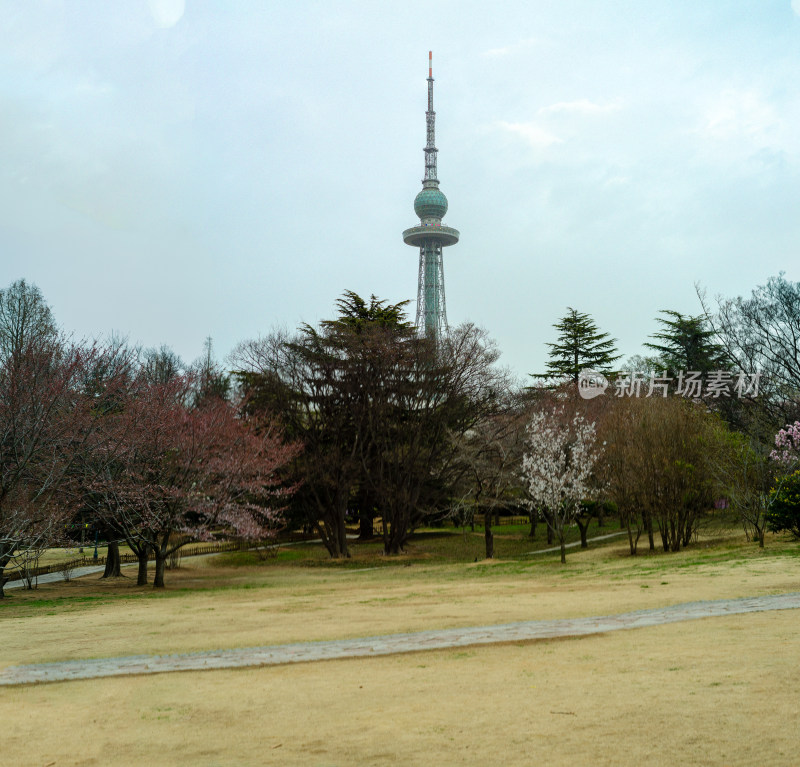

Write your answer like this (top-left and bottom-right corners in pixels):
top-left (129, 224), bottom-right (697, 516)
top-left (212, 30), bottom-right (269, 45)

top-left (403, 51), bottom-right (459, 341)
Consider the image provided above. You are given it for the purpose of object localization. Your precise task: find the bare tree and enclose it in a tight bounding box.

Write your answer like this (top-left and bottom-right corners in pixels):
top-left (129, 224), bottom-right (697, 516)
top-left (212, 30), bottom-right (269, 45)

top-left (598, 398), bottom-right (648, 554)
top-left (453, 397), bottom-right (526, 559)
top-left (711, 432), bottom-right (774, 547)
top-left (141, 344), bottom-right (184, 385)
top-left (0, 279), bottom-right (57, 364)
top-left (0, 281), bottom-right (126, 595)
top-left (699, 275), bottom-right (800, 426)
top-left (600, 396), bottom-right (719, 554)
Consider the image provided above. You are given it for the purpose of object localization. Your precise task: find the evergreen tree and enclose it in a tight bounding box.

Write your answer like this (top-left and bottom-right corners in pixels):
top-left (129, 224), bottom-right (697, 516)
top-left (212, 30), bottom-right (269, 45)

top-left (644, 310), bottom-right (728, 374)
top-left (322, 290), bottom-right (412, 333)
top-left (233, 291), bottom-right (503, 557)
top-left (536, 308), bottom-right (620, 384)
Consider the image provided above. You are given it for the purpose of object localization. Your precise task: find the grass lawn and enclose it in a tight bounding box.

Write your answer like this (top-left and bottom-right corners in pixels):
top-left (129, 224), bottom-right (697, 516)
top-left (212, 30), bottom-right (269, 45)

top-left (2, 523), bottom-right (799, 766)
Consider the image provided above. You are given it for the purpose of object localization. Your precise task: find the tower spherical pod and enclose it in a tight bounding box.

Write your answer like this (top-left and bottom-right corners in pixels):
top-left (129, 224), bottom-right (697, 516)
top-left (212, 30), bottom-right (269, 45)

top-left (414, 186), bottom-right (448, 221)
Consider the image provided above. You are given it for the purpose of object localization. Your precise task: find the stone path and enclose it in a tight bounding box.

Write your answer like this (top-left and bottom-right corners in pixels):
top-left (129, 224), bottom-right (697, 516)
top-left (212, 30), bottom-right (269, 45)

top-left (2, 592), bottom-right (799, 686)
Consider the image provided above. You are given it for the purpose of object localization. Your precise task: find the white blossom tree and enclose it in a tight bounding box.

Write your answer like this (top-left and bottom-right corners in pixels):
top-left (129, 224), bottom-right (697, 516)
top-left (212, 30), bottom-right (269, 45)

top-left (522, 406), bottom-right (603, 563)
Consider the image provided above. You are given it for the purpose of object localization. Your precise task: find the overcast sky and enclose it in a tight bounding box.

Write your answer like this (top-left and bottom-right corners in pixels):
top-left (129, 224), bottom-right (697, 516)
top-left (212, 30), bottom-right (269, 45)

top-left (2, 0), bottom-right (800, 378)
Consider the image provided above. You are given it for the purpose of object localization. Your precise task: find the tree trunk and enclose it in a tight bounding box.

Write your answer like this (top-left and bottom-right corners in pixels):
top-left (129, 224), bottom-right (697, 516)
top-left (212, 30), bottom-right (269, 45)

top-left (576, 517), bottom-right (589, 548)
top-left (528, 514), bottom-right (537, 539)
top-left (357, 485), bottom-right (375, 540)
top-left (318, 518), bottom-right (350, 558)
top-left (0, 550), bottom-right (12, 598)
top-left (137, 550), bottom-right (149, 586)
top-left (21, 557), bottom-right (37, 589)
top-left (626, 524), bottom-right (636, 555)
top-left (645, 511), bottom-right (655, 551)
top-left (153, 554), bottom-right (166, 588)
top-left (338, 516), bottom-right (351, 558)
top-left (385, 540), bottom-right (401, 555)
top-left (102, 540), bottom-right (121, 578)
top-left (484, 509), bottom-right (494, 559)
top-left (384, 520), bottom-right (406, 555)
top-left (358, 512), bottom-right (373, 540)
top-left (681, 513), bottom-right (695, 549)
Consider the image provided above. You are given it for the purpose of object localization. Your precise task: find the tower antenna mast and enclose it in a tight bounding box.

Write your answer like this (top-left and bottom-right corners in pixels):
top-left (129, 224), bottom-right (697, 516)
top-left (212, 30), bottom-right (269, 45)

top-left (424, 50), bottom-right (437, 183)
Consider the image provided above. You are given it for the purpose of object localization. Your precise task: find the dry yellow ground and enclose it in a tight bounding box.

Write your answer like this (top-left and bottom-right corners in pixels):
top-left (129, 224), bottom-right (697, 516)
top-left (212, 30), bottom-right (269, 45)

top-left (2, 537), bottom-right (800, 765)
top-left (3, 611), bottom-right (798, 767)
top-left (2, 539), bottom-right (799, 669)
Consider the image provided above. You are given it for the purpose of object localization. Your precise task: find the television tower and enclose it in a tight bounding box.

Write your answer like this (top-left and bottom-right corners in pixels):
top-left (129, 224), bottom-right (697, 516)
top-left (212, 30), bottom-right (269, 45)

top-left (403, 51), bottom-right (460, 341)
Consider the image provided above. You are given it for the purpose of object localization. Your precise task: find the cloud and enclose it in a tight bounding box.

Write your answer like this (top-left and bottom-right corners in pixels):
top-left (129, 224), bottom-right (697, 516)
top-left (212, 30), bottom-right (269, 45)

top-left (538, 99), bottom-right (622, 117)
top-left (495, 120), bottom-right (563, 147)
top-left (697, 89), bottom-right (782, 145)
top-left (793, 0), bottom-right (800, 17)
top-left (492, 100), bottom-right (620, 153)
top-left (148, 0), bottom-right (185, 29)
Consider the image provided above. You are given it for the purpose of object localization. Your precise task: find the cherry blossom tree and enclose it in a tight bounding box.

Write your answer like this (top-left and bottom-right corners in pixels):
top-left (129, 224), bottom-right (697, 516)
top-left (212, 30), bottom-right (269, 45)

top-left (522, 406), bottom-right (603, 564)
top-left (770, 421), bottom-right (800, 466)
top-left (89, 375), bottom-right (298, 587)
top-left (759, 420), bottom-right (800, 541)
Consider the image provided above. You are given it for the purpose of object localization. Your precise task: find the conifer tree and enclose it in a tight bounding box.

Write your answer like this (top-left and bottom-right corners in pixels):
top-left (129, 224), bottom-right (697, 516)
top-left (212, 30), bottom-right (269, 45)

top-left (644, 310), bottom-right (727, 374)
top-left (536, 308), bottom-right (620, 383)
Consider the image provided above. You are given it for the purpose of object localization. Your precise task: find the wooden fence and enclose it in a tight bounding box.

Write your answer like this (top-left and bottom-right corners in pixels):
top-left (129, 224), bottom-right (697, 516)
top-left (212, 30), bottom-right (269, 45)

top-left (468, 515), bottom-right (530, 527)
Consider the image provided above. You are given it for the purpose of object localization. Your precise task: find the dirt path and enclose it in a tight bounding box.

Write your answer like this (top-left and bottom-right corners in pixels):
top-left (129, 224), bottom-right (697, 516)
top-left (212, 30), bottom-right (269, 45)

top-left (3, 591), bottom-right (798, 686)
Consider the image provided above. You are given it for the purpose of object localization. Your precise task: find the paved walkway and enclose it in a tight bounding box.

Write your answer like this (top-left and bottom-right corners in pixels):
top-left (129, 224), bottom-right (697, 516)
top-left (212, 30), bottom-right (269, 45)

top-left (2, 592), bottom-right (799, 686)
top-left (522, 531), bottom-right (628, 556)
top-left (4, 563), bottom-right (110, 589)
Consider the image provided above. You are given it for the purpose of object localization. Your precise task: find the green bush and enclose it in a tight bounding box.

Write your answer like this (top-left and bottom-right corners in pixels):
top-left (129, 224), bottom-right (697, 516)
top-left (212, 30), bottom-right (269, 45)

top-left (767, 469), bottom-right (800, 539)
